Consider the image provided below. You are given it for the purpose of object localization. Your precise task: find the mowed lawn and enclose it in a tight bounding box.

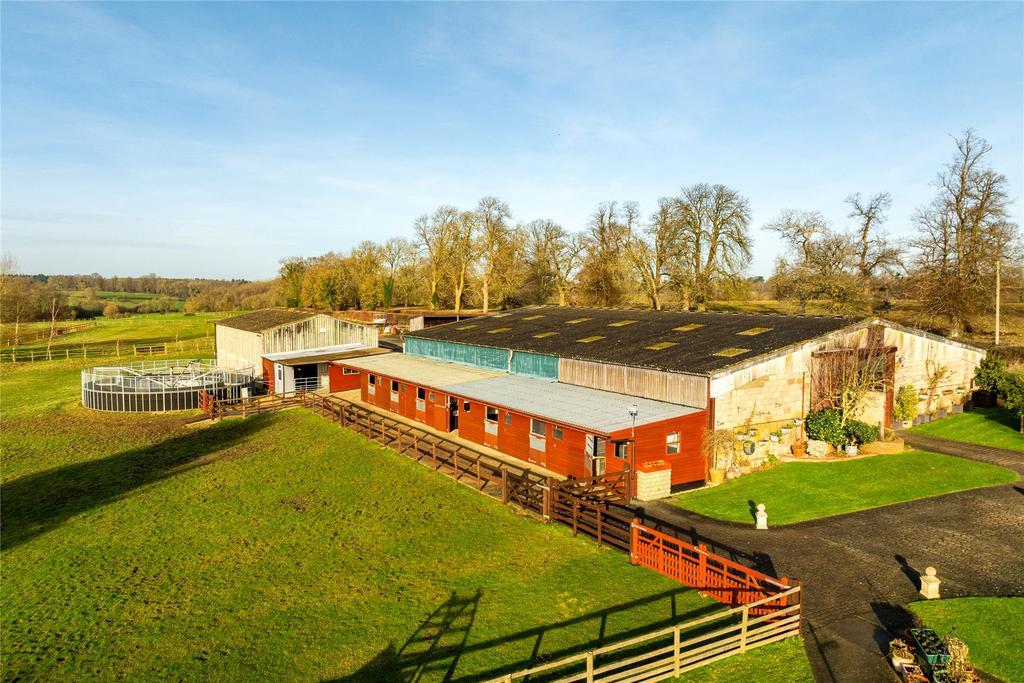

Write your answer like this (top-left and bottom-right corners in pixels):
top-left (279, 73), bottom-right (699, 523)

top-left (0, 358), bottom-right (814, 681)
top-left (908, 598), bottom-right (1024, 683)
top-left (910, 407), bottom-right (1024, 452)
top-left (673, 452), bottom-right (1017, 525)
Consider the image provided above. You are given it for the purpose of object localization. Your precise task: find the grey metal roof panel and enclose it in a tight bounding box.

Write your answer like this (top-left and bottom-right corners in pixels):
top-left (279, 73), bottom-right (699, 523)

top-left (440, 374), bottom-right (701, 435)
top-left (407, 305), bottom-right (858, 375)
top-left (337, 353), bottom-right (503, 386)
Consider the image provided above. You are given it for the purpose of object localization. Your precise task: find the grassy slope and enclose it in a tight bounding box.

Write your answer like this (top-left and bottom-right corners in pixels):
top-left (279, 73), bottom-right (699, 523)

top-left (3, 312), bottom-right (226, 353)
top-left (673, 452), bottom-right (1017, 525)
top-left (910, 407), bottom-right (1024, 452)
top-left (908, 598), bottom-right (1024, 683)
top-left (1, 358), bottom-right (813, 681)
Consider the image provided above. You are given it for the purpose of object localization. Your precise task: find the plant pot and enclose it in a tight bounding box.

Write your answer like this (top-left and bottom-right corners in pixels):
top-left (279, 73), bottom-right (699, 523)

top-left (844, 444), bottom-right (859, 456)
top-left (769, 435), bottom-right (779, 442)
top-left (739, 466), bottom-right (752, 475)
top-left (780, 427), bottom-right (792, 436)
top-left (890, 652), bottom-right (915, 671)
top-left (893, 420), bottom-right (905, 430)
top-left (791, 444), bottom-right (806, 458)
top-left (748, 429), bottom-right (757, 437)
top-left (709, 468), bottom-right (726, 485)
top-left (937, 408), bottom-right (947, 418)
top-left (952, 405), bottom-right (963, 414)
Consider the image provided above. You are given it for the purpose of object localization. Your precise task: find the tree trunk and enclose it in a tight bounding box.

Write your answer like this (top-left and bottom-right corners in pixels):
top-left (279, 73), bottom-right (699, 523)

top-left (481, 278), bottom-right (489, 313)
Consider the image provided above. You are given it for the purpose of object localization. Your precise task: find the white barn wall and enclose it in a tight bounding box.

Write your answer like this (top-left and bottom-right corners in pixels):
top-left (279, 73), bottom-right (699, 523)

top-left (216, 314), bottom-right (378, 372)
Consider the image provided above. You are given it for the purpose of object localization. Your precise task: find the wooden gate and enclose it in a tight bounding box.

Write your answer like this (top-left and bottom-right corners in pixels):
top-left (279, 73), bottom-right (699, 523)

top-left (631, 523), bottom-right (796, 616)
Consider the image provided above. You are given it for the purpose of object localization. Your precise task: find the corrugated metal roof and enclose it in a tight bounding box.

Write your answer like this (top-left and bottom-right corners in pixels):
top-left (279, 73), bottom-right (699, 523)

top-left (440, 375), bottom-right (701, 434)
top-left (216, 309), bottom-right (316, 332)
top-left (263, 343), bottom-right (388, 366)
top-left (337, 353), bottom-right (503, 386)
top-left (407, 305), bottom-right (858, 375)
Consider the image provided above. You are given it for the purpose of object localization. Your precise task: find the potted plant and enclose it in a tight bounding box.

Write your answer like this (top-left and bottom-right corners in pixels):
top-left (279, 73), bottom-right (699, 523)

top-left (780, 424), bottom-right (792, 436)
top-left (703, 428), bottom-right (733, 485)
top-left (942, 635), bottom-right (979, 683)
top-left (901, 664), bottom-right (928, 683)
top-left (844, 440), bottom-right (858, 456)
top-left (769, 431), bottom-right (780, 443)
top-left (791, 442), bottom-right (806, 457)
top-left (893, 385), bottom-right (918, 430)
top-left (909, 628), bottom-right (950, 666)
top-left (889, 637), bottom-right (915, 671)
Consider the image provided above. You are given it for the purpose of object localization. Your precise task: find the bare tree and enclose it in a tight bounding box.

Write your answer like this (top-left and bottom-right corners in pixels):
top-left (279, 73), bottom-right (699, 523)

top-left (44, 284), bottom-right (63, 353)
top-left (676, 184), bottom-right (752, 310)
top-left (525, 220), bottom-right (583, 306)
top-left (474, 196), bottom-right (513, 313)
top-left (0, 253), bottom-right (30, 346)
top-left (811, 340), bottom-right (890, 427)
top-left (449, 210), bottom-right (478, 314)
top-left (766, 209), bottom-right (828, 266)
top-left (414, 206), bottom-right (458, 310)
top-left (578, 202), bottom-right (630, 306)
top-left (912, 129), bottom-right (1020, 336)
top-left (625, 197), bottom-right (683, 310)
top-left (381, 237), bottom-right (415, 308)
top-left (846, 192), bottom-right (900, 309)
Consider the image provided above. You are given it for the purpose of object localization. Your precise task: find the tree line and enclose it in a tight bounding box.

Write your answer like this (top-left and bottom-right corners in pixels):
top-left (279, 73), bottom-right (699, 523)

top-left (277, 129), bottom-right (1020, 336)
top-left (2, 129), bottom-right (1019, 340)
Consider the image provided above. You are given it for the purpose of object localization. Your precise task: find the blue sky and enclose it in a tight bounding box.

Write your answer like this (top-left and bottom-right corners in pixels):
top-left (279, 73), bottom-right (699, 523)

top-left (2, 1), bottom-right (1021, 280)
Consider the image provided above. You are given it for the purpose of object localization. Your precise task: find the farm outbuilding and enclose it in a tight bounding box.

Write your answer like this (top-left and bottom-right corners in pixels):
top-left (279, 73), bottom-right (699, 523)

top-left (366, 305), bottom-right (986, 489)
top-left (261, 343), bottom-right (389, 394)
top-left (215, 309), bottom-right (378, 384)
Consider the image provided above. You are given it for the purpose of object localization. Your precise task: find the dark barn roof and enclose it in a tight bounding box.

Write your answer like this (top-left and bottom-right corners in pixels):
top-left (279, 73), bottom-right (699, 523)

top-left (407, 306), bottom-right (858, 375)
top-left (216, 309), bottom-right (316, 333)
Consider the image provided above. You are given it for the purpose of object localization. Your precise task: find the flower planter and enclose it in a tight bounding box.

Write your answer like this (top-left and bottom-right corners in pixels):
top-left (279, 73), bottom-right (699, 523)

top-left (791, 443), bottom-right (806, 458)
top-left (912, 416), bottom-right (923, 426)
top-left (769, 435), bottom-right (780, 443)
top-left (900, 663), bottom-right (927, 683)
top-left (952, 405), bottom-right (963, 414)
top-left (844, 444), bottom-right (859, 456)
top-left (781, 427), bottom-right (792, 436)
top-left (893, 420), bottom-right (906, 430)
top-left (908, 628), bottom-right (950, 666)
top-left (709, 468), bottom-right (726, 485)
top-left (937, 408), bottom-right (948, 418)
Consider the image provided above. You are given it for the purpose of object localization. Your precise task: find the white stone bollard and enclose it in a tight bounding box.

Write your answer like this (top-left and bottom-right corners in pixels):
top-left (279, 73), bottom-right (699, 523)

top-left (755, 504), bottom-right (768, 530)
top-left (919, 566), bottom-right (941, 599)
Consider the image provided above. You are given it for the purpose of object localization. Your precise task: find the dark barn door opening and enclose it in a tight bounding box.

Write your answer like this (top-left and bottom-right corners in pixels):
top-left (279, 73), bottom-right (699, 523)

top-left (448, 397), bottom-right (459, 431)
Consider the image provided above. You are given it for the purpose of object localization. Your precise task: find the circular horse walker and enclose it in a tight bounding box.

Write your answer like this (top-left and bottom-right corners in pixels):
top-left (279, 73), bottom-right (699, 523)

top-left (81, 360), bottom-right (256, 412)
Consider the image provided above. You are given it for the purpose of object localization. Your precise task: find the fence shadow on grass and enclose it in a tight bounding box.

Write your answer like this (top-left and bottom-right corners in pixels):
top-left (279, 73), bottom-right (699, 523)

top-left (0, 415), bottom-right (271, 551)
top-left (333, 586), bottom-right (726, 683)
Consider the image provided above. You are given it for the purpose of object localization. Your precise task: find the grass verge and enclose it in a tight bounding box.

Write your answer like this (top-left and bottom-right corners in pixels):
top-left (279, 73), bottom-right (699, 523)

top-left (909, 407), bottom-right (1024, 452)
top-left (908, 597), bottom-right (1024, 683)
top-left (673, 451), bottom-right (1017, 525)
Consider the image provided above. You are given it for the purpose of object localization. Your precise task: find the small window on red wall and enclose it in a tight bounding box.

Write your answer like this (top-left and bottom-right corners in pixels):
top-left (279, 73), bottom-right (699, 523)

top-left (666, 432), bottom-right (680, 454)
top-left (553, 425), bottom-right (564, 440)
top-left (504, 411), bottom-right (512, 425)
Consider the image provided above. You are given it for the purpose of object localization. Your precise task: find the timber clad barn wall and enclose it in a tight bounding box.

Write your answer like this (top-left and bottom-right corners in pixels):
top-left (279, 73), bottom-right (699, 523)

top-left (343, 362), bottom-right (706, 485)
top-left (215, 310), bottom-right (378, 372)
top-left (559, 358), bottom-right (708, 409)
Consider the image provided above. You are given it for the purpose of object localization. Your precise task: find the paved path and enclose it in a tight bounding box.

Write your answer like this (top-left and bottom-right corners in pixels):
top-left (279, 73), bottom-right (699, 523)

top-left (631, 443), bottom-right (1024, 683)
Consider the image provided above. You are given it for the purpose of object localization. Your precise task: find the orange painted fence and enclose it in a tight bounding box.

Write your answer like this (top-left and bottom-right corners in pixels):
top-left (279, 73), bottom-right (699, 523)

top-left (631, 522), bottom-right (797, 617)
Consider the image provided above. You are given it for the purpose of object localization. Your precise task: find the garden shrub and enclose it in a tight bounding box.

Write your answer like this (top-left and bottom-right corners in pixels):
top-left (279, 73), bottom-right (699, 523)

top-left (844, 419), bottom-right (879, 445)
top-left (805, 408), bottom-right (845, 447)
top-left (975, 354), bottom-right (1009, 394)
top-left (894, 385), bottom-right (918, 422)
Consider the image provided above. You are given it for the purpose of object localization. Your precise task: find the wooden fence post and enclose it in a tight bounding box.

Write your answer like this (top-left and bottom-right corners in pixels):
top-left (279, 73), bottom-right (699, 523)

top-left (630, 519), bottom-right (639, 565)
top-left (501, 468), bottom-right (509, 503)
top-left (595, 506), bottom-right (603, 547)
top-left (543, 477), bottom-right (554, 520)
top-left (739, 604), bottom-right (750, 653)
top-left (586, 652), bottom-right (594, 683)
top-left (673, 625), bottom-right (681, 675)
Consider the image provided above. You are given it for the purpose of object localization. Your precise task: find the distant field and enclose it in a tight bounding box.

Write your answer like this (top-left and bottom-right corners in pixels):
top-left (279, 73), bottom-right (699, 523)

top-left (1, 312), bottom-right (231, 356)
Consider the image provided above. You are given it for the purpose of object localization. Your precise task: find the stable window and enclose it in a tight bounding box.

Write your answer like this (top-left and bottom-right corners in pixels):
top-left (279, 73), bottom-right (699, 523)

top-left (367, 374), bottom-right (376, 394)
top-left (485, 406), bottom-right (498, 422)
top-left (417, 387), bottom-right (425, 400)
top-left (614, 442), bottom-right (629, 459)
top-left (463, 401), bottom-right (471, 412)
top-left (484, 406), bottom-right (499, 436)
top-left (368, 374), bottom-right (376, 385)
top-left (666, 432), bottom-right (680, 454)
top-left (553, 425), bottom-right (563, 440)
top-left (343, 367), bottom-right (358, 375)
top-left (429, 391), bottom-right (436, 402)
top-left (504, 411), bottom-right (512, 425)
top-left (416, 386), bottom-right (426, 412)
top-left (530, 419), bottom-right (546, 437)
top-left (391, 380), bottom-right (399, 391)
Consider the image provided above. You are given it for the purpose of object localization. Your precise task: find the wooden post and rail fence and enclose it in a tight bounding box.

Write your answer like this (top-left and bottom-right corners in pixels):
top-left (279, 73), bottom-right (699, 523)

top-left (2, 336), bottom-right (214, 363)
top-left (197, 388), bottom-right (803, 681)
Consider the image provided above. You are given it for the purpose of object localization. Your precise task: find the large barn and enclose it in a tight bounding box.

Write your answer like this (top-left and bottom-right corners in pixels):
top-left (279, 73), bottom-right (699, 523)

top-left (333, 306), bottom-right (985, 493)
top-left (215, 309), bottom-right (378, 388)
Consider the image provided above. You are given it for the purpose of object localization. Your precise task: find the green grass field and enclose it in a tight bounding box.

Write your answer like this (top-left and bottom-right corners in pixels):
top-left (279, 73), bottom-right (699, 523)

top-left (2, 312), bottom-right (226, 354)
top-left (1, 348), bottom-right (813, 680)
top-left (909, 407), bottom-right (1024, 452)
top-left (673, 452), bottom-right (1017, 525)
top-left (908, 597), bottom-right (1024, 683)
